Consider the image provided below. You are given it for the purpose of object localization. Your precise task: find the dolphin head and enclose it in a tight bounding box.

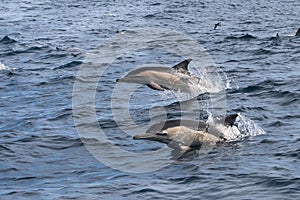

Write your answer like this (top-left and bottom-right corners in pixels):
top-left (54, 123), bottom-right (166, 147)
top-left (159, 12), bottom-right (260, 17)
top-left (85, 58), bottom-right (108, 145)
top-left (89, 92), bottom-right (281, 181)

top-left (133, 126), bottom-right (187, 145)
top-left (133, 132), bottom-right (171, 144)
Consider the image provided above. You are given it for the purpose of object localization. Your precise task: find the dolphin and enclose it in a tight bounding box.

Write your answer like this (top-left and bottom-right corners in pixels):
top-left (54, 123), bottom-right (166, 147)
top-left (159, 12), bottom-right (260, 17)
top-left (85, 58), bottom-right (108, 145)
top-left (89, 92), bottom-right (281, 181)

top-left (296, 28), bottom-right (300, 36)
top-left (133, 114), bottom-right (239, 151)
top-left (116, 59), bottom-right (200, 93)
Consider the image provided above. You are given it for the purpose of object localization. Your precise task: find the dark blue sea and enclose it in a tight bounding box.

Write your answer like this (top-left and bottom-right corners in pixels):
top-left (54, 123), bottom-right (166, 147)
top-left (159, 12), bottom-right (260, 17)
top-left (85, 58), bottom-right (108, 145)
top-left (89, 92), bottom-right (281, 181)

top-left (1, 0), bottom-right (299, 199)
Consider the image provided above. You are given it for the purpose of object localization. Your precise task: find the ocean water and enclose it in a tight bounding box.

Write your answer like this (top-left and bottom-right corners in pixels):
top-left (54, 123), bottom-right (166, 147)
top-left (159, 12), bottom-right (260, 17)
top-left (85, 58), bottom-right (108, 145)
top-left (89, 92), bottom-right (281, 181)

top-left (1, 0), bottom-right (300, 199)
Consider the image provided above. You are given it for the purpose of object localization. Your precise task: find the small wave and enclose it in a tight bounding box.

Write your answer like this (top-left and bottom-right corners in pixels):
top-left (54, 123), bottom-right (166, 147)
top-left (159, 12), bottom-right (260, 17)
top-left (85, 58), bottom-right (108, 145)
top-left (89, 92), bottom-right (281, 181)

top-left (14, 176), bottom-right (37, 181)
top-left (27, 46), bottom-right (49, 51)
top-left (268, 120), bottom-right (285, 127)
top-left (47, 108), bottom-right (72, 121)
top-left (48, 74), bottom-right (76, 84)
top-left (150, 2), bottom-right (161, 6)
top-left (144, 14), bottom-right (156, 19)
top-left (230, 79), bottom-right (275, 94)
top-left (273, 149), bottom-right (300, 159)
top-left (225, 34), bottom-right (257, 40)
top-left (258, 176), bottom-right (300, 188)
top-left (54, 61), bottom-right (83, 70)
top-left (0, 144), bottom-right (15, 154)
top-left (254, 48), bottom-right (273, 55)
top-left (0, 166), bottom-right (18, 173)
top-left (37, 136), bottom-right (83, 150)
top-left (0, 49), bottom-right (27, 57)
top-left (132, 187), bottom-right (160, 194)
top-left (99, 119), bottom-right (118, 129)
top-left (234, 79), bottom-right (300, 98)
top-left (0, 46), bottom-right (50, 58)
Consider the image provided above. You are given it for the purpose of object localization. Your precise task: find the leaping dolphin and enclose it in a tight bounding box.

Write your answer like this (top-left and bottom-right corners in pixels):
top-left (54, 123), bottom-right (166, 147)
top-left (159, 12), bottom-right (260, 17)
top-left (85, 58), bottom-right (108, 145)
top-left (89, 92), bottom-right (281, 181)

top-left (116, 59), bottom-right (200, 93)
top-left (133, 114), bottom-right (239, 151)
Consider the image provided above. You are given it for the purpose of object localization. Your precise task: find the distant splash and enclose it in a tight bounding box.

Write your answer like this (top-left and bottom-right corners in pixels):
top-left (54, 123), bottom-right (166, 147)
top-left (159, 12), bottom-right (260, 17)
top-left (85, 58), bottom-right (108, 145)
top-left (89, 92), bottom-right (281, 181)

top-left (0, 62), bottom-right (13, 71)
top-left (207, 113), bottom-right (266, 141)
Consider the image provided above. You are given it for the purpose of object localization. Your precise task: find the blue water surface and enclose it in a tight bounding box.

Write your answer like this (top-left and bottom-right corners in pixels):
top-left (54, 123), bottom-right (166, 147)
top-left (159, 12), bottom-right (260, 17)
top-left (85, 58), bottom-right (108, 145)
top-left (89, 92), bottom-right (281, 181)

top-left (0, 0), bottom-right (299, 199)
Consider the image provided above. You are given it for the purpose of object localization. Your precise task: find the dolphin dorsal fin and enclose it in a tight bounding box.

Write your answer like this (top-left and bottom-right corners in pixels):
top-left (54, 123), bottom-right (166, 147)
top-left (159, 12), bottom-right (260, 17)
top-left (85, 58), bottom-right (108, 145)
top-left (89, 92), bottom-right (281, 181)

top-left (224, 114), bottom-right (239, 126)
top-left (296, 28), bottom-right (300, 36)
top-left (172, 59), bottom-right (192, 71)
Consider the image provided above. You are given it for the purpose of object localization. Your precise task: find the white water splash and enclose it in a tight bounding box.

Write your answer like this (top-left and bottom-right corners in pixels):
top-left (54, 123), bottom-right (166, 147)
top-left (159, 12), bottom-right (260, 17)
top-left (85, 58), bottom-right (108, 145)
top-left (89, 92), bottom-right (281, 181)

top-left (165, 69), bottom-right (225, 102)
top-left (207, 113), bottom-right (266, 141)
top-left (0, 62), bottom-right (11, 71)
top-left (169, 64), bottom-right (240, 102)
top-left (233, 114), bottom-right (266, 138)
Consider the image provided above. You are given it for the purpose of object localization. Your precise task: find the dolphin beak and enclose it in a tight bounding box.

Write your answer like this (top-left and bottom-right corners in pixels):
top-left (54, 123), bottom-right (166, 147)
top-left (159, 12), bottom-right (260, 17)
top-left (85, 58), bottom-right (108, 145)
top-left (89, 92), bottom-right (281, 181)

top-left (133, 135), bottom-right (143, 140)
top-left (133, 133), bottom-right (170, 144)
top-left (133, 133), bottom-right (156, 140)
top-left (116, 77), bottom-right (128, 82)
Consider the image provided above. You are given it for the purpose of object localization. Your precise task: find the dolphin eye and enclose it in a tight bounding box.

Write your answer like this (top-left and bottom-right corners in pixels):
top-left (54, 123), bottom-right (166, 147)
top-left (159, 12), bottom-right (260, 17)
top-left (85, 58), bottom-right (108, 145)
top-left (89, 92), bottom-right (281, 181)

top-left (156, 132), bottom-right (167, 136)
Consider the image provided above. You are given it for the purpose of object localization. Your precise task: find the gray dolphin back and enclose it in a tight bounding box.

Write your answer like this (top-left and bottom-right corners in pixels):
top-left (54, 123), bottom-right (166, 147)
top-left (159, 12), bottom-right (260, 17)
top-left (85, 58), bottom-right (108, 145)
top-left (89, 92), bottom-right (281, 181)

top-left (146, 119), bottom-right (207, 133)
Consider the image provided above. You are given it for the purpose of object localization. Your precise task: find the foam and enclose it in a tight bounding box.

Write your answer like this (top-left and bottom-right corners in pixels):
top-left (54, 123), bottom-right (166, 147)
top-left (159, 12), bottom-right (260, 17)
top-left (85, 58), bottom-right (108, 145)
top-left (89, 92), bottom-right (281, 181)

top-left (0, 62), bottom-right (11, 70)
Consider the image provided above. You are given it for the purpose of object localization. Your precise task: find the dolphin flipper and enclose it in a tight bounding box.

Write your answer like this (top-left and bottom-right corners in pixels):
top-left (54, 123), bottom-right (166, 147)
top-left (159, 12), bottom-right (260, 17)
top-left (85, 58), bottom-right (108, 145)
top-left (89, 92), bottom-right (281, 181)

top-left (146, 82), bottom-right (166, 91)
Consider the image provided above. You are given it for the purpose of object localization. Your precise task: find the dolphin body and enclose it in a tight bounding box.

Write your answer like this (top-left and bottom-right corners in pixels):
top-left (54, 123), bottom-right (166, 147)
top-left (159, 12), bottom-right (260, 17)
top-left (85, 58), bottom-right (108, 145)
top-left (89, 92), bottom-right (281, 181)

top-left (116, 59), bottom-right (200, 93)
top-left (133, 114), bottom-right (239, 151)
